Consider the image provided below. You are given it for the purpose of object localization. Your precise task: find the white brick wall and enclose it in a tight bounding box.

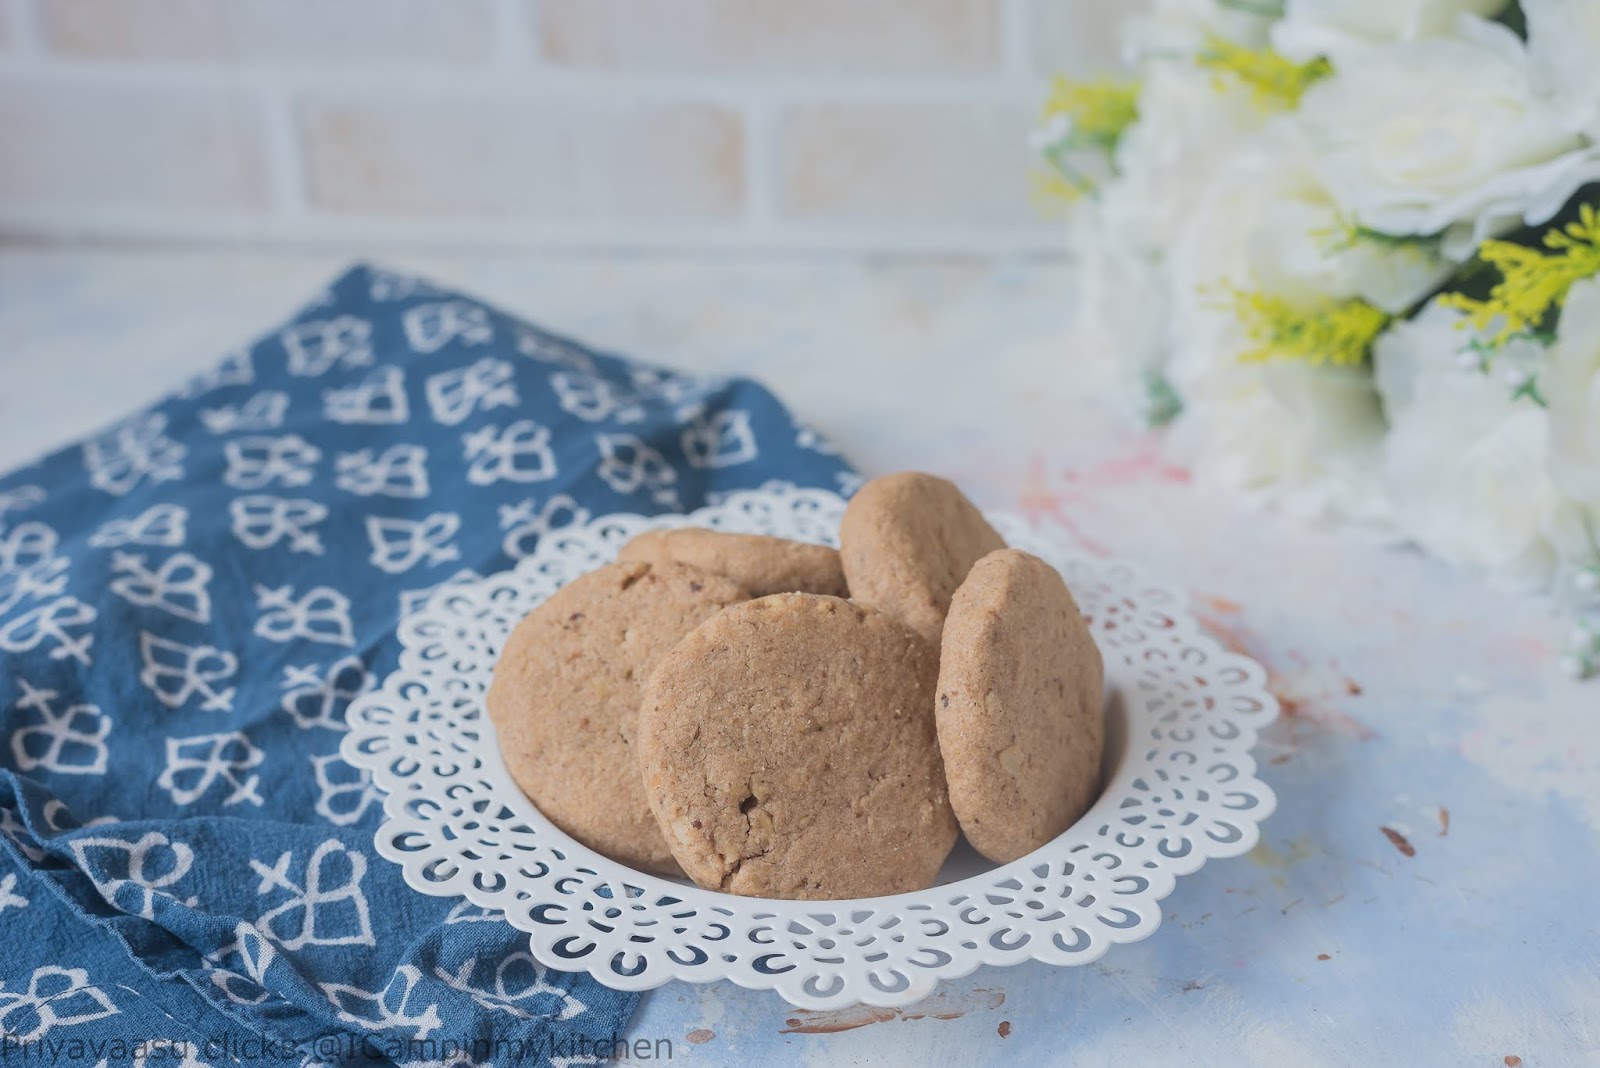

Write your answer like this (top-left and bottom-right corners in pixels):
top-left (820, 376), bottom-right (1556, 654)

top-left (0, 0), bottom-right (1131, 252)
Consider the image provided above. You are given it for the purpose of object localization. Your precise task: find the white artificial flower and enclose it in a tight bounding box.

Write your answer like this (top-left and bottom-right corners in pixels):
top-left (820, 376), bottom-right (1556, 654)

top-left (1545, 276), bottom-right (1600, 504)
top-left (1271, 0), bottom-right (1508, 63)
top-left (1100, 63), bottom-right (1266, 255)
top-left (1032, 115), bottom-right (1116, 198)
top-left (1163, 127), bottom-right (1398, 527)
top-left (1375, 301), bottom-right (1594, 587)
top-left (1066, 203), bottom-right (1169, 386)
top-left (1296, 17), bottom-right (1600, 255)
top-left (1545, 498), bottom-right (1600, 609)
top-left (1165, 136), bottom-right (1288, 394)
top-left (1171, 360), bottom-right (1394, 525)
top-left (1523, 0), bottom-right (1600, 139)
top-left (1245, 148), bottom-right (1457, 314)
top-left (1122, 0), bottom-right (1274, 63)
top-left (1168, 123), bottom-right (1452, 393)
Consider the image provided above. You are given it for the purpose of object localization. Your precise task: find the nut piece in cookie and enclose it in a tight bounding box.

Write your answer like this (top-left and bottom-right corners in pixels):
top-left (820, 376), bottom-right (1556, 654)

top-left (618, 527), bottom-right (848, 598)
top-left (487, 560), bottom-right (747, 874)
top-left (839, 471), bottom-right (1006, 644)
top-left (936, 549), bottom-right (1104, 864)
top-left (638, 593), bottom-right (958, 899)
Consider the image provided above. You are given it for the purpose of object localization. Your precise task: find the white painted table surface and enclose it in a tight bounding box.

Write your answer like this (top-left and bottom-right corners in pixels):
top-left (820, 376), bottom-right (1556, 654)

top-left (2, 249), bottom-right (1596, 1068)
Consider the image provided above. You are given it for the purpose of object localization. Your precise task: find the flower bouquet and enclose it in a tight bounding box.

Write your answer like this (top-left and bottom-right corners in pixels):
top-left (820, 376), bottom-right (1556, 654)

top-left (1036, 0), bottom-right (1600, 675)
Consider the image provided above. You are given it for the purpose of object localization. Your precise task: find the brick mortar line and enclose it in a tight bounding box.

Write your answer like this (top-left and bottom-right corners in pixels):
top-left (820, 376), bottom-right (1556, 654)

top-left (741, 99), bottom-right (777, 231)
top-left (260, 86), bottom-right (307, 220)
top-left (0, 209), bottom-right (1064, 254)
top-left (1000, 0), bottom-right (1031, 76)
top-left (491, 0), bottom-right (539, 71)
top-left (1, 0), bottom-right (43, 56)
top-left (0, 57), bottom-right (1051, 102)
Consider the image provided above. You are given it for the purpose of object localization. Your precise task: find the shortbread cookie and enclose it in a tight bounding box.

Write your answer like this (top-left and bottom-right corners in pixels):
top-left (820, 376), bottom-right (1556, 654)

top-left (618, 527), bottom-right (848, 598)
top-left (936, 549), bottom-right (1104, 864)
top-left (638, 594), bottom-right (957, 899)
top-left (839, 471), bottom-right (1006, 643)
top-left (487, 560), bottom-right (747, 874)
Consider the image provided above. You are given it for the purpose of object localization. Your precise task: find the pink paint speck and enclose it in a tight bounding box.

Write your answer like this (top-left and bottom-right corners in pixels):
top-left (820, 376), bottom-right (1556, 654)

top-left (1065, 436), bottom-right (1191, 488)
top-left (1017, 452), bottom-right (1114, 557)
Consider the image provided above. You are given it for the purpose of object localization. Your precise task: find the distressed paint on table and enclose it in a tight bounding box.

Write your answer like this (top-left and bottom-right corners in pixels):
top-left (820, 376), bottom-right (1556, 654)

top-left (1, 250), bottom-right (1596, 1067)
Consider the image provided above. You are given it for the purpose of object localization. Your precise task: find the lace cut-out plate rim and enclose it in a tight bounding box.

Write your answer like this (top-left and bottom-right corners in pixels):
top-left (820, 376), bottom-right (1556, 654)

top-left (344, 484), bottom-right (1280, 1009)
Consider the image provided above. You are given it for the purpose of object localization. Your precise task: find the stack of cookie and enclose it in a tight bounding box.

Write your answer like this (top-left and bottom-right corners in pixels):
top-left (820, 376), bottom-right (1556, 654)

top-left (487, 472), bottom-right (1104, 900)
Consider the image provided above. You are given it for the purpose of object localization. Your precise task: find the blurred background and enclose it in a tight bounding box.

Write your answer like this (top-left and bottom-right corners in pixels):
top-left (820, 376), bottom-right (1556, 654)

top-left (6, 7), bottom-right (1600, 1064)
top-left (0, 0), bottom-right (1128, 254)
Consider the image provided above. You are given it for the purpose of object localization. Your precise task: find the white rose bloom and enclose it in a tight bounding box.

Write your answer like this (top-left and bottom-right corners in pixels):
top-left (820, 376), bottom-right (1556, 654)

top-left (1164, 128), bottom-right (1397, 527)
top-left (1545, 276), bottom-right (1600, 504)
top-left (1296, 17), bottom-right (1600, 255)
top-left (1066, 203), bottom-right (1169, 388)
top-left (1166, 137), bottom-right (1285, 394)
top-left (1243, 152), bottom-right (1456, 314)
top-left (1271, 0), bottom-right (1507, 63)
top-left (1100, 63), bottom-right (1265, 255)
top-left (1545, 498), bottom-right (1600, 607)
top-left (1169, 124), bottom-right (1452, 393)
top-left (1171, 360), bottom-right (1393, 526)
top-left (1375, 301), bottom-right (1594, 587)
top-left (1123, 0), bottom-right (1273, 62)
top-left (1524, 0), bottom-right (1600, 139)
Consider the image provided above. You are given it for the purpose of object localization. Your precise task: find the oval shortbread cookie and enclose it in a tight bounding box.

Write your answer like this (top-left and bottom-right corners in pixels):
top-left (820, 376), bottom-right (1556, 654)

top-left (487, 559), bottom-right (747, 874)
top-left (638, 593), bottom-right (958, 899)
top-left (618, 527), bottom-right (848, 598)
top-left (936, 549), bottom-right (1105, 864)
top-left (839, 471), bottom-right (1006, 644)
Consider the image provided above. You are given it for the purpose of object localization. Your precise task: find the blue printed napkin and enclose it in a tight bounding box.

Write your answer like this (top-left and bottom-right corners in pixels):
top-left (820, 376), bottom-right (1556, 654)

top-left (0, 265), bottom-right (854, 1064)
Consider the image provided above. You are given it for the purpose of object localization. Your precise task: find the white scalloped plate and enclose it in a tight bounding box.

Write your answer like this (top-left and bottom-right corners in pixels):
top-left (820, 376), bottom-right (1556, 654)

top-left (343, 485), bottom-right (1278, 1010)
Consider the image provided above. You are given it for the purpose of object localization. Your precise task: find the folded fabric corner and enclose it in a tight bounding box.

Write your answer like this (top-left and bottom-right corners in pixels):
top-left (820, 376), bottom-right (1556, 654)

top-left (0, 263), bottom-right (855, 1064)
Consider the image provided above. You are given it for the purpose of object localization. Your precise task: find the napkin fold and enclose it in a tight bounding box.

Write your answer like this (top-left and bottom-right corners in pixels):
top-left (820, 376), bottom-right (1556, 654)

top-left (0, 265), bottom-right (853, 1064)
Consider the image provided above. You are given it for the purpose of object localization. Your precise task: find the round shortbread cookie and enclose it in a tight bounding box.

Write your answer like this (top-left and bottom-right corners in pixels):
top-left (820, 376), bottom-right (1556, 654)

top-left (487, 559), bottom-right (747, 874)
top-left (838, 471), bottom-right (1006, 644)
top-left (936, 549), bottom-right (1105, 864)
top-left (638, 593), bottom-right (958, 899)
top-left (617, 527), bottom-right (848, 598)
